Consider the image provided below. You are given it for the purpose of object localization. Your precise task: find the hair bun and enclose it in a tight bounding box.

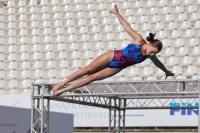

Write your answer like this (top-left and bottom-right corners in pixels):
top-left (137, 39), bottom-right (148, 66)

top-left (146, 32), bottom-right (156, 42)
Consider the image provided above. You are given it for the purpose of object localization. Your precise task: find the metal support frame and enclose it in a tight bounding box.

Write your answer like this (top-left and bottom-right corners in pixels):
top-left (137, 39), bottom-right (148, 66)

top-left (31, 80), bottom-right (200, 133)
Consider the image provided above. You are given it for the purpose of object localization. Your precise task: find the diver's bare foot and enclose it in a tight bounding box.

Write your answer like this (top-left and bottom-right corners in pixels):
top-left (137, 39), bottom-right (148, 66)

top-left (52, 84), bottom-right (63, 94)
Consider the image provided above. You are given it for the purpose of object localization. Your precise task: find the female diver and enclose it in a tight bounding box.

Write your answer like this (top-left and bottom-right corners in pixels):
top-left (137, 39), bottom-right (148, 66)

top-left (52, 5), bottom-right (175, 96)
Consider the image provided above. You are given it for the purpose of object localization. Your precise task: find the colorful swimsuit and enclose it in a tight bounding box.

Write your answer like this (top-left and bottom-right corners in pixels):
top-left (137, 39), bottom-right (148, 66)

top-left (108, 44), bottom-right (147, 69)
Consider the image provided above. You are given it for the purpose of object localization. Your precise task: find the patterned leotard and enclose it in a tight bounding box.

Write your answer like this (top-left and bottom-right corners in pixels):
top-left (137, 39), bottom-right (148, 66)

top-left (108, 44), bottom-right (147, 69)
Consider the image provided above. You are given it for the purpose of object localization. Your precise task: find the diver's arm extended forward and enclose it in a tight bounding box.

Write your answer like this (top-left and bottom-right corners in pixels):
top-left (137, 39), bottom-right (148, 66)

top-left (149, 55), bottom-right (175, 79)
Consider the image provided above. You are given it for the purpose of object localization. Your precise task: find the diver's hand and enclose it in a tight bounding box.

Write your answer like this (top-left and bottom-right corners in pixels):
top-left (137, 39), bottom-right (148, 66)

top-left (110, 4), bottom-right (119, 15)
top-left (165, 70), bottom-right (175, 79)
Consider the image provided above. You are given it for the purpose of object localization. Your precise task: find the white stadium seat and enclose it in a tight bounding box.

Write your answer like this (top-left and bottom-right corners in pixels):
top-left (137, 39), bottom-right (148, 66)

top-left (21, 61), bottom-right (30, 69)
top-left (180, 21), bottom-right (191, 30)
top-left (88, 11), bottom-right (97, 18)
top-left (164, 14), bottom-right (174, 22)
top-left (176, 76), bottom-right (187, 80)
top-left (82, 51), bottom-right (94, 59)
top-left (180, 56), bottom-right (193, 66)
top-left (0, 71), bottom-right (5, 79)
top-left (132, 77), bottom-right (143, 80)
top-left (118, 77), bottom-right (128, 81)
top-left (20, 53), bottom-right (30, 61)
top-left (174, 6), bottom-right (184, 14)
top-left (31, 36), bottom-right (40, 43)
top-left (67, 27), bottom-right (76, 34)
top-left (8, 70), bottom-right (18, 79)
top-left (172, 66), bottom-right (182, 75)
top-left (190, 47), bottom-right (200, 56)
top-left (177, 13), bottom-right (187, 22)
top-left (7, 1), bottom-right (15, 7)
top-left (70, 51), bottom-right (80, 59)
top-left (76, 12), bottom-right (85, 19)
top-left (77, 19), bottom-right (86, 26)
top-left (53, 20), bottom-right (63, 27)
top-left (47, 69), bottom-right (57, 78)
top-left (18, 14), bottom-right (27, 21)
top-left (61, 69), bottom-right (71, 78)
top-left (166, 57), bottom-right (178, 66)
top-left (171, 0), bottom-right (180, 6)
top-left (192, 75), bottom-right (200, 80)
top-left (188, 38), bottom-right (199, 47)
top-left (46, 61), bottom-right (56, 69)
top-left (149, 8), bottom-right (158, 15)
top-left (0, 62), bottom-right (5, 70)
top-left (122, 2), bottom-right (131, 9)
top-left (56, 35), bottom-right (65, 43)
top-left (0, 80), bottom-right (5, 88)
top-left (8, 53), bottom-right (17, 61)
top-left (33, 61), bottom-right (43, 69)
top-left (33, 52), bottom-right (42, 60)
top-left (71, 60), bottom-right (82, 68)
top-left (79, 34), bottom-right (90, 42)
top-left (18, 0), bottom-right (26, 6)
top-left (162, 39), bottom-right (171, 48)
top-left (194, 21), bottom-right (200, 29)
top-left (44, 44), bottom-right (53, 51)
top-left (171, 30), bottom-right (181, 38)
top-left (107, 41), bottom-right (118, 50)
top-left (64, 5), bottom-right (72, 12)
top-left (138, 16), bottom-right (148, 23)
top-left (127, 67), bottom-right (139, 77)
top-left (141, 67), bottom-right (153, 77)
top-left (184, 66), bottom-right (197, 76)
top-left (58, 51), bottom-right (68, 60)
top-left (136, 8), bottom-right (146, 16)
top-left (69, 43), bottom-right (79, 51)
top-left (29, 0), bottom-right (37, 5)
top-left (94, 42), bottom-right (105, 50)
top-left (19, 29), bottom-right (28, 36)
top-left (34, 70), bottom-right (44, 78)
top-left (174, 38), bottom-right (185, 47)
top-left (59, 60), bottom-right (69, 68)
top-left (124, 9), bottom-right (133, 16)
top-left (50, 0), bottom-right (60, 5)
top-left (158, 0), bottom-right (168, 7)
top-left (89, 18), bottom-right (99, 26)
top-left (114, 71), bottom-right (125, 77)
top-left (75, 4), bottom-right (83, 11)
top-left (45, 52), bottom-right (55, 60)
top-left (91, 26), bottom-right (100, 33)
top-left (29, 7), bottom-right (38, 13)
top-left (190, 13), bottom-right (200, 21)
top-left (32, 44), bottom-right (41, 52)
top-left (154, 22), bottom-right (164, 31)
top-left (64, 12), bottom-right (73, 19)
top-left (187, 5), bottom-right (197, 13)
top-left (40, 0), bottom-right (48, 5)
top-left (168, 22), bottom-right (177, 30)
top-left (176, 47), bottom-right (188, 56)
top-left (147, 76), bottom-right (157, 81)
top-left (21, 70), bottom-right (31, 79)
top-left (157, 30), bottom-right (167, 39)
top-left (30, 21), bottom-right (39, 28)
top-left (134, 1), bottom-right (143, 8)
top-left (57, 43), bottom-right (66, 51)
top-left (153, 69), bottom-right (165, 77)
top-left (82, 42), bottom-right (92, 50)
top-left (162, 7), bottom-right (171, 14)
top-left (86, 3), bottom-right (95, 10)
top-left (184, 29), bottom-right (194, 38)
